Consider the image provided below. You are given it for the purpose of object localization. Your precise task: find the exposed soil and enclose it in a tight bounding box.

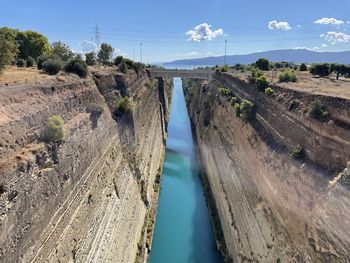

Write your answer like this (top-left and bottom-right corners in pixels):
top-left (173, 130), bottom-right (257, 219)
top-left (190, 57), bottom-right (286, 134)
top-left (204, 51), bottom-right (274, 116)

top-left (230, 70), bottom-right (350, 100)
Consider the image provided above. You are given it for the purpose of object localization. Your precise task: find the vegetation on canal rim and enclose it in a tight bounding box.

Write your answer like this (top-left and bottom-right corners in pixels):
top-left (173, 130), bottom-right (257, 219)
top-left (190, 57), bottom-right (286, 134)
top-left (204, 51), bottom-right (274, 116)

top-left (264, 87), bottom-right (274, 96)
top-left (64, 58), bottom-right (88, 78)
top-left (116, 96), bottom-right (133, 115)
top-left (217, 87), bottom-right (233, 98)
top-left (279, 68), bottom-right (297, 83)
top-left (308, 100), bottom-right (330, 122)
top-left (233, 100), bottom-right (256, 122)
top-left (42, 58), bottom-right (62, 75)
top-left (290, 146), bottom-right (305, 159)
top-left (249, 69), bottom-right (269, 91)
top-left (45, 115), bottom-right (65, 142)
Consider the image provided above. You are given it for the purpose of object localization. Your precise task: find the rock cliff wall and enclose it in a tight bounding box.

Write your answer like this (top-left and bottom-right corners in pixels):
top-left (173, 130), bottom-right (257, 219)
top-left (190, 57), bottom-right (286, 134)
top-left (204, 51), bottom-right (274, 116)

top-left (0, 70), bottom-right (172, 263)
top-left (186, 75), bottom-right (350, 262)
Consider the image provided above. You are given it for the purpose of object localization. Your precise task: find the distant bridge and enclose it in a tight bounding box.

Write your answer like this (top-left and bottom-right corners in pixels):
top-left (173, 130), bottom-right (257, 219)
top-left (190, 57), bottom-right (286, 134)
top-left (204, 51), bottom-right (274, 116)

top-left (148, 69), bottom-right (215, 80)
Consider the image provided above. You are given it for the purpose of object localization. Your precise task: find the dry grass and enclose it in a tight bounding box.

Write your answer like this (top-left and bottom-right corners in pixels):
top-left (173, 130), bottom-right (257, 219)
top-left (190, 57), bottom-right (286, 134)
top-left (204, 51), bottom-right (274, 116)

top-left (0, 66), bottom-right (85, 86)
top-left (232, 70), bottom-right (350, 100)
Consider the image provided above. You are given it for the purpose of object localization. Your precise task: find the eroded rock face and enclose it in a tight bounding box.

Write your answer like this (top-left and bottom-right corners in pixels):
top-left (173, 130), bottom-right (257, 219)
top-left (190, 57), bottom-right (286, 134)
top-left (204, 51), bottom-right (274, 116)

top-left (186, 77), bottom-right (350, 262)
top-left (0, 70), bottom-right (172, 262)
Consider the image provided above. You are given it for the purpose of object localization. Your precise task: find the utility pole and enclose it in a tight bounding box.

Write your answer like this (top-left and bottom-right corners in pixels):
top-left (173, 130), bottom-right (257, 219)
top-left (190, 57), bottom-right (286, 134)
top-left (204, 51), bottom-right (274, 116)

top-left (95, 23), bottom-right (100, 53)
top-left (140, 43), bottom-right (143, 63)
top-left (224, 39), bottom-right (227, 66)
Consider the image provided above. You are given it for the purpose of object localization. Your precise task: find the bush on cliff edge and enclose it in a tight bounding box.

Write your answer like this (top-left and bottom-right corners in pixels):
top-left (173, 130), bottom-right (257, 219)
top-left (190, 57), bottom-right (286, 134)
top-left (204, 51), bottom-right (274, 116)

top-left (45, 115), bottom-right (65, 142)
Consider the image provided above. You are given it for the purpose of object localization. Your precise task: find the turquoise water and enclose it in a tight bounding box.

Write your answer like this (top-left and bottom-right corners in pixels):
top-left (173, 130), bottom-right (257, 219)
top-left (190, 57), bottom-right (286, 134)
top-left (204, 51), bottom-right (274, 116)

top-left (149, 78), bottom-right (223, 263)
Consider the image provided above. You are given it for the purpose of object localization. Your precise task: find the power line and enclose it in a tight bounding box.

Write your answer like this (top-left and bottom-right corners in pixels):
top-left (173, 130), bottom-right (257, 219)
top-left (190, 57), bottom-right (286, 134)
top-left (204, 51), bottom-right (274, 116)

top-left (94, 23), bottom-right (100, 53)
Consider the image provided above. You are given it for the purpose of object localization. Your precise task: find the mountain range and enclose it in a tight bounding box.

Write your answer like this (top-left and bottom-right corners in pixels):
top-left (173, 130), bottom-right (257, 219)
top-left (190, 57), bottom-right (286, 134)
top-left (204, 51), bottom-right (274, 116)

top-left (164, 49), bottom-right (350, 66)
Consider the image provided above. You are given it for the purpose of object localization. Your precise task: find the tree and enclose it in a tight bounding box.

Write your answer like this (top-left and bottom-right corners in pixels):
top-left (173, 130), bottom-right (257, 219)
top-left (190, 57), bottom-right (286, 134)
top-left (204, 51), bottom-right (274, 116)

top-left (50, 41), bottom-right (74, 61)
top-left (309, 63), bottom-right (330, 77)
top-left (119, 61), bottom-right (128, 73)
top-left (42, 59), bottom-right (62, 75)
top-left (37, 54), bottom-right (48, 70)
top-left (16, 30), bottom-right (50, 59)
top-left (329, 64), bottom-right (350, 80)
top-left (114, 56), bottom-right (124, 66)
top-left (85, 52), bottom-right (96, 66)
top-left (300, 63), bottom-right (307, 71)
top-left (0, 27), bottom-right (18, 73)
top-left (255, 58), bottom-right (270, 71)
top-left (97, 43), bottom-right (114, 65)
top-left (64, 58), bottom-right (88, 78)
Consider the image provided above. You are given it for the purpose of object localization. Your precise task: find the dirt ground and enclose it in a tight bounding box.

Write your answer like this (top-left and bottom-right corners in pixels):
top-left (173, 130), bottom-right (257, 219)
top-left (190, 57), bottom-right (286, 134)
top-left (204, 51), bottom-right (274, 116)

top-left (0, 66), bottom-right (100, 87)
top-left (2, 66), bottom-right (350, 100)
top-left (231, 70), bottom-right (350, 100)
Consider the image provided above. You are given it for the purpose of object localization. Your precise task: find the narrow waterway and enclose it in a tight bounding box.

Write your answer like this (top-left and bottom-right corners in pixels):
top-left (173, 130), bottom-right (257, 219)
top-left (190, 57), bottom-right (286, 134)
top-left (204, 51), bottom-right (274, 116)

top-left (149, 78), bottom-right (223, 263)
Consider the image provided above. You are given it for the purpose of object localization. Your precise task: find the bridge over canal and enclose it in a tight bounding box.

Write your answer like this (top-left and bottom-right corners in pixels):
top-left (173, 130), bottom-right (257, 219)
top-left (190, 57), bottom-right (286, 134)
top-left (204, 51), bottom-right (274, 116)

top-left (147, 69), bottom-right (215, 80)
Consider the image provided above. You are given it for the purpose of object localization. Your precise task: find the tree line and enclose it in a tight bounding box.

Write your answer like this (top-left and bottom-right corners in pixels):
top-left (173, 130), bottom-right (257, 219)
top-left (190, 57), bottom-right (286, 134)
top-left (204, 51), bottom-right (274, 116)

top-left (0, 27), bottom-right (147, 77)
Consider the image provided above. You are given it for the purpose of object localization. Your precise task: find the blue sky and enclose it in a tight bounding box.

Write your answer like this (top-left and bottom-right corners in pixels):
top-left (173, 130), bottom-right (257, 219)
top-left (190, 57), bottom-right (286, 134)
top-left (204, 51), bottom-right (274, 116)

top-left (1, 0), bottom-right (350, 63)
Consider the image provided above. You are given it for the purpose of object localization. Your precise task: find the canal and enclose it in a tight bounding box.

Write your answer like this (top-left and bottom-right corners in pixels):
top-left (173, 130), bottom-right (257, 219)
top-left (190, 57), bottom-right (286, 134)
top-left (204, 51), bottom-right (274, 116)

top-left (149, 78), bottom-right (223, 263)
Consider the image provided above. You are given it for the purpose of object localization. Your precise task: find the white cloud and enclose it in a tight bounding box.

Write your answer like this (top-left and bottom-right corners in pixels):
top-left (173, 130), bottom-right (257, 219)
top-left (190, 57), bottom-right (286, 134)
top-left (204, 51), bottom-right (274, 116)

top-left (186, 23), bottom-right (224, 42)
top-left (315, 17), bottom-right (344, 25)
top-left (80, 40), bottom-right (97, 53)
top-left (297, 25), bottom-right (302, 28)
top-left (292, 46), bottom-right (319, 51)
top-left (321, 43), bottom-right (328, 47)
top-left (321, 31), bottom-right (350, 43)
top-left (175, 51), bottom-right (202, 57)
top-left (268, 20), bottom-right (292, 30)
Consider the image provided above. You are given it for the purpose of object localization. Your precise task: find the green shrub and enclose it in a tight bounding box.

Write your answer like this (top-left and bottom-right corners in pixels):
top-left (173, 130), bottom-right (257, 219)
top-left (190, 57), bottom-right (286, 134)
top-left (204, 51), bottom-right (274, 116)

top-left (26, 56), bottom-right (35, 67)
top-left (132, 62), bottom-right (144, 74)
top-left (46, 115), bottom-right (65, 142)
top-left (234, 100), bottom-right (256, 122)
top-left (119, 61), bottom-right (128, 73)
top-left (255, 58), bottom-right (270, 71)
top-left (233, 103), bottom-right (241, 117)
top-left (123, 58), bottom-right (134, 69)
top-left (64, 58), bottom-right (88, 78)
top-left (264, 87), bottom-right (274, 96)
top-left (85, 52), bottom-right (96, 66)
top-left (248, 69), bottom-right (264, 83)
top-left (230, 96), bottom-right (238, 106)
top-left (42, 59), bottom-right (62, 75)
top-left (309, 63), bottom-right (330, 77)
top-left (37, 54), bottom-right (48, 70)
top-left (288, 99), bottom-right (299, 111)
top-left (116, 96), bottom-right (133, 114)
top-left (217, 87), bottom-right (232, 98)
top-left (16, 58), bottom-right (26, 67)
top-left (240, 100), bottom-right (256, 121)
top-left (300, 63), bottom-right (307, 71)
top-left (308, 100), bottom-right (330, 121)
top-left (114, 56), bottom-right (124, 66)
top-left (290, 146), bottom-right (305, 159)
top-left (215, 65), bottom-right (229, 73)
top-left (256, 76), bottom-right (269, 91)
top-left (279, 68), bottom-right (297, 83)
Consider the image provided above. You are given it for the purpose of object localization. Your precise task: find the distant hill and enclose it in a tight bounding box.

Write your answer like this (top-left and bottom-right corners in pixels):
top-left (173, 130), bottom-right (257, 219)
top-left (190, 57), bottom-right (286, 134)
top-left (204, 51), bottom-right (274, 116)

top-left (164, 49), bottom-right (350, 66)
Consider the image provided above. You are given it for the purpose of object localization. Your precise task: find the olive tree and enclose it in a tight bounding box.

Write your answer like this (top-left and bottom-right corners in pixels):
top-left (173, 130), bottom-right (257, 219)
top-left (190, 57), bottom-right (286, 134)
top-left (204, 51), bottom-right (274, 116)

top-left (51, 41), bottom-right (74, 61)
